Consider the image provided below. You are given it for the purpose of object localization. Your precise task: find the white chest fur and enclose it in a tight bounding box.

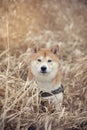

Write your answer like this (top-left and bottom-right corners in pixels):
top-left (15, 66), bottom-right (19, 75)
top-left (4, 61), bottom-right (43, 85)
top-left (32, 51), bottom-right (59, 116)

top-left (36, 81), bottom-right (61, 92)
top-left (36, 81), bottom-right (63, 104)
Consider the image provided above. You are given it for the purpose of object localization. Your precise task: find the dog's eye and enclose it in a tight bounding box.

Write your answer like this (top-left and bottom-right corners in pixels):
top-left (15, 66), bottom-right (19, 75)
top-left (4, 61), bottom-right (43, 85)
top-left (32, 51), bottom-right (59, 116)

top-left (48, 59), bottom-right (52, 62)
top-left (37, 59), bottom-right (42, 62)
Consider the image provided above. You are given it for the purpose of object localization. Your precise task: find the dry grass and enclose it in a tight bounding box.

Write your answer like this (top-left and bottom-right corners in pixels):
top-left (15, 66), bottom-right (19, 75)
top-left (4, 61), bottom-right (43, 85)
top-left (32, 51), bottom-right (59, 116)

top-left (0, 0), bottom-right (87, 130)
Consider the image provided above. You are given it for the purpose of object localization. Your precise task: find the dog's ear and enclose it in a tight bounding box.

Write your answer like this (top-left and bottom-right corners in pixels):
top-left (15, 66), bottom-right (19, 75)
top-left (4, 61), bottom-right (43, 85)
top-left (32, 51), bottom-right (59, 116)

top-left (51, 45), bottom-right (59, 55)
top-left (31, 45), bottom-right (40, 53)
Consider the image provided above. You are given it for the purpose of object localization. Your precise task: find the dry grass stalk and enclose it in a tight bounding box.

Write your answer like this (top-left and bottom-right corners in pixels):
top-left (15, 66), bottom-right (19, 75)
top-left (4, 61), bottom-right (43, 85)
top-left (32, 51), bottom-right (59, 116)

top-left (0, 0), bottom-right (87, 130)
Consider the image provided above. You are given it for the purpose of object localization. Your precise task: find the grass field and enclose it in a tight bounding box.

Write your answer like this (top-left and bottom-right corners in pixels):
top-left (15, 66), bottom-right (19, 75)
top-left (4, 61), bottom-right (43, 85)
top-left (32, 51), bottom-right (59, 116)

top-left (0, 0), bottom-right (87, 130)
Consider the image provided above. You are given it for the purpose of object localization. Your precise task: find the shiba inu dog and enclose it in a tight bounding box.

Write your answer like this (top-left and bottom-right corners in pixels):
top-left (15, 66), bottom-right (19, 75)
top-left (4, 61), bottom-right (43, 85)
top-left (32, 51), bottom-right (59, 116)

top-left (29, 45), bottom-right (64, 110)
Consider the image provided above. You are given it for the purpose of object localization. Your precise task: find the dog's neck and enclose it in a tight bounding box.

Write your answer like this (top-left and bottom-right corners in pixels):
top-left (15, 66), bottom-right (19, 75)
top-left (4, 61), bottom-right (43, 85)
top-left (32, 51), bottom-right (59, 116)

top-left (36, 80), bottom-right (61, 92)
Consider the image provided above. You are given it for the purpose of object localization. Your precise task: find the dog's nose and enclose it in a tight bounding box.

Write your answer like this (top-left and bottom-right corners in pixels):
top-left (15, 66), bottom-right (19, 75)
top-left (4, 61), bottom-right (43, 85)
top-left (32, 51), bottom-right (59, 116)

top-left (41, 66), bottom-right (47, 73)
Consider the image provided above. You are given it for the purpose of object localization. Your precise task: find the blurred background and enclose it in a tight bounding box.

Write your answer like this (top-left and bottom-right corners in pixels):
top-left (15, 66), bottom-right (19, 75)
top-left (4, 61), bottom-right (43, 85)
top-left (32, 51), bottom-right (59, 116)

top-left (0, 0), bottom-right (87, 51)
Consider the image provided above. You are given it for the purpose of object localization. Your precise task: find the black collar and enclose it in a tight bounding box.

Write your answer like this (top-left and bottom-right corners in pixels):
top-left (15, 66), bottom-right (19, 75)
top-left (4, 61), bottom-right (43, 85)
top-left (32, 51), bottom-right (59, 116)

top-left (40, 84), bottom-right (64, 98)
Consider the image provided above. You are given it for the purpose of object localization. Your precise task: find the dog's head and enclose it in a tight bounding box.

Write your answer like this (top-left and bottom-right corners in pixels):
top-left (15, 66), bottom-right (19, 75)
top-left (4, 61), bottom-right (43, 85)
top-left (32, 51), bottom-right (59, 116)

top-left (30, 45), bottom-right (61, 82)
